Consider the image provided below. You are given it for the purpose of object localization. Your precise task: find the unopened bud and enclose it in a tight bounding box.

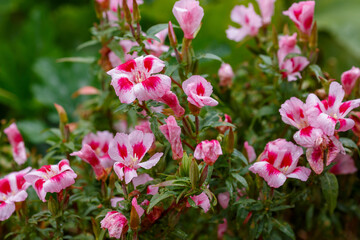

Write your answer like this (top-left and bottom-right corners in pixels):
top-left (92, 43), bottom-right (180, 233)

top-left (189, 158), bottom-right (199, 189)
top-left (122, 0), bottom-right (132, 24)
top-left (132, 0), bottom-right (141, 22)
top-left (309, 21), bottom-right (317, 49)
top-left (48, 196), bottom-right (59, 216)
top-left (130, 205), bottom-right (140, 230)
top-left (54, 103), bottom-right (68, 124)
top-left (168, 21), bottom-right (178, 47)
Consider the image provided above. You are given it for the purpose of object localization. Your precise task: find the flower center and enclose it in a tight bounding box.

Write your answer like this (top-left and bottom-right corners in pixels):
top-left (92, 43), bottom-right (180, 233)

top-left (134, 70), bottom-right (146, 83)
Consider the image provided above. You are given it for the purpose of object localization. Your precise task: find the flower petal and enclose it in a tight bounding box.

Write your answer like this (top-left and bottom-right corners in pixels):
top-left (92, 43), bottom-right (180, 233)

top-left (137, 152), bottom-right (163, 169)
top-left (249, 161), bottom-right (287, 188)
top-left (286, 167), bottom-right (311, 182)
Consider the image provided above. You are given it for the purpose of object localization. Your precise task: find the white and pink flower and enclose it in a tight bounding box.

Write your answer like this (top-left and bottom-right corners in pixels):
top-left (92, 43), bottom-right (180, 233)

top-left (108, 130), bottom-right (163, 184)
top-left (0, 167), bottom-right (31, 221)
top-left (182, 75), bottom-right (218, 108)
top-left (249, 139), bottom-right (311, 188)
top-left (4, 123), bottom-right (27, 165)
top-left (330, 153), bottom-right (358, 175)
top-left (107, 55), bottom-right (171, 104)
top-left (71, 131), bottom-right (114, 180)
top-left (194, 140), bottom-right (222, 166)
top-left (283, 1), bottom-right (315, 36)
top-left (172, 0), bottom-right (204, 39)
top-left (24, 160), bottom-right (77, 202)
top-left (256, 0), bottom-right (276, 25)
top-left (101, 211), bottom-right (128, 239)
top-left (226, 4), bottom-right (262, 42)
top-left (218, 63), bottom-right (234, 87)
top-left (341, 66), bottom-right (360, 96)
top-left (156, 91), bottom-right (185, 117)
top-left (159, 116), bottom-right (183, 160)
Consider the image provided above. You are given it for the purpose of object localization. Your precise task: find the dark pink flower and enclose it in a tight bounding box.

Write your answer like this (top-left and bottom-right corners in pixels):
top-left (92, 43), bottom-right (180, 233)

top-left (0, 167), bottom-right (31, 221)
top-left (182, 75), bottom-right (218, 108)
top-left (108, 130), bottom-right (163, 184)
top-left (189, 192), bottom-right (210, 213)
top-left (4, 123), bottom-right (27, 165)
top-left (330, 153), bottom-right (358, 175)
top-left (218, 63), bottom-right (234, 87)
top-left (341, 66), bottom-right (360, 96)
top-left (194, 140), bottom-right (222, 165)
top-left (172, 0), bottom-right (204, 39)
top-left (244, 141), bottom-right (256, 163)
top-left (256, 0), bottom-right (276, 25)
top-left (217, 114), bottom-right (233, 134)
top-left (159, 116), bottom-right (183, 160)
top-left (24, 160), bottom-right (77, 202)
top-left (226, 4), bottom-right (262, 42)
top-left (249, 139), bottom-right (311, 188)
top-left (100, 211), bottom-right (128, 239)
top-left (107, 55), bottom-right (171, 104)
top-left (71, 131), bottom-right (114, 180)
top-left (306, 81), bottom-right (360, 136)
top-left (283, 1), bottom-right (315, 36)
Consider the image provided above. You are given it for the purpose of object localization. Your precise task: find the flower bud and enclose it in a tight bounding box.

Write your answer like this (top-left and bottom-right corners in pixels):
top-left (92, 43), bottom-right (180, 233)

top-left (132, 0), bottom-right (140, 22)
top-left (122, 0), bottom-right (132, 24)
top-left (189, 158), bottom-right (199, 189)
top-left (168, 21), bottom-right (178, 47)
top-left (180, 152), bottom-right (191, 177)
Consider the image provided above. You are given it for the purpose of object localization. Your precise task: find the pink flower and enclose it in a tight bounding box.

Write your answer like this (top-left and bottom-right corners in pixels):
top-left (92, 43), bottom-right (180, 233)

top-left (0, 167), bottom-right (31, 221)
top-left (249, 139), bottom-right (311, 188)
top-left (172, 0), bottom-right (204, 39)
top-left (111, 197), bottom-right (125, 208)
top-left (277, 33), bottom-right (309, 81)
top-left (156, 91), bottom-right (185, 117)
top-left (217, 114), bottom-right (233, 134)
top-left (226, 4), bottom-right (262, 42)
top-left (71, 131), bottom-right (114, 180)
top-left (256, 0), bottom-right (276, 25)
top-left (100, 211), bottom-right (128, 239)
top-left (182, 75), bottom-right (218, 108)
top-left (283, 1), bottom-right (315, 36)
top-left (189, 192), bottom-right (210, 213)
top-left (159, 116), bottom-right (183, 160)
top-left (194, 140), bottom-right (222, 165)
top-left (145, 29), bottom-right (170, 57)
top-left (107, 55), bottom-right (171, 104)
top-left (218, 63), bottom-right (234, 87)
top-left (109, 0), bottom-right (143, 13)
top-left (132, 197), bottom-right (144, 218)
top-left (108, 40), bottom-right (139, 68)
top-left (218, 192), bottom-right (230, 209)
top-left (132, 173), bottom-right (159, 195)
top-left (217, 218), bottom-right (228, 240)
top-left (108, 130), bottom-right (163, 184)
top-left (341, 67), bottom-right (360, 95)
top-left (330, 153), bottom-right (358, 175)
top-left (135, 120), bottom-right (152, 133)
top-left (24, 160), bottom-right (77, 202)
top-left (4, 123), bottom-right (27, 165)
top-left (244, 141), bottom-right (256, 163)
top-left (306, 81), bottom-right (360, 136)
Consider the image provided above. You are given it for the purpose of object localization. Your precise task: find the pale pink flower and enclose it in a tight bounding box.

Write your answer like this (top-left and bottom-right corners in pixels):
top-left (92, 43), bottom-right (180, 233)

top-left (159, 116), bottom-right (183, 160)
top-left (218, 192), bottom-right (230, 209)
top-left (108, 130), bottom-right (163, 184)
top-left (111, 197), bottom-right (125, 208)
top-left (135, 120), bottom-right (152, 133)
top-left (71, 131), bottom-right (114, 180)
top-left (244, 141), bottom-right (256, 163)
top-left (189, 192), bottom-right (210, 213)
top-left (107, 55), bottom-right (171, 104)
top-left (24, 160), bottom-right (77, 202)
top-left (108, 40), bottom-right (139, 68)
top-left (132, 173), bottom-right (159, 195)
top-left (330, 153), bottom-right (358, 175)
top-left (226, 4), bottom-right (262, 42)
top-left (194, 140), bottom-right (222, 166)
top-left (341, 67), bottom-right (360, 96)
top-left (100, 211), bottom-right (128, 239)
top-left (306, 81), bottom-right (360, 136)
top-left (182, 75), bottom-right (218, 108)
top-left (256, 0), bottom-right (276, 25)
top-left (0, 167), bottom-right (31, 221)
top-left (145, 29), bottom-right (170, 57)
top-left (283, 1), bottom-right (315, 36)
top-left (156, 91), bottom-right (185, 117)
top-left (277, 33), bottom-right (299, 66)
top-left (249, 139), bottom-right (311, 188)
top-left (217, 218), bottom-right (228, 240)
top-left (172, 0), bottom-right (204, 39)
top-left (132, 197), bottom-right (144, 218)
top-left (4, 123), bottom-right (27, 165)
top-left (218, 63), bottom-right (234, 87)
top-left (109, 0), bottom-right (143, 13)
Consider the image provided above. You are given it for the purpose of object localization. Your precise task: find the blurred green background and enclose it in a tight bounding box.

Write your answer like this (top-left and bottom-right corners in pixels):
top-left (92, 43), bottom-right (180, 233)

top-left (1, 0), bottom-right (360, 146)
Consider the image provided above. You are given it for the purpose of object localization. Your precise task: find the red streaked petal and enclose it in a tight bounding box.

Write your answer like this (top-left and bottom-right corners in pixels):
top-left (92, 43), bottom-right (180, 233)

top-left (249, 161), bottom-right (287, 188)
top-left (116, 59), bottom-right (136, 72)
top-left (306, 147), bottom-right (324, 174)
top-left (0, 179), bottom-right (11, 195)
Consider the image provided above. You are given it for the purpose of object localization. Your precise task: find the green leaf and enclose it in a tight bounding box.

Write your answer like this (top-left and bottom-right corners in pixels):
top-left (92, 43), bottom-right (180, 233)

top-left (108, 40), bottom-right (125, 62)
top-left (231, 173), bottom-right (248, 189)
top-left (197, 53), bottom-right (223, 62)
top-left (232, 149), bottom-right (249, 166)
top-left (257, 105), bottom-right (277, 118)
top-left (284, 53), bottom-right (303, 60)
top-left (309, 64), bottom-right (324, 81)
top-left (146, 23), bottom-right (168, 37)
top-left (320, 172), bottom-right (339, 214)
top-left (272, 219), bottom-right (295, 240)
top-left (114, 103), bottom-right (132, 113)
top-left (56, 57), bottom-right (95, 64)
top-left (77, 39), bottom-right (98, 50)
top-left (149, 117), bottom-right (164, 144)
top-left (340, 137), bottom-right (359, 152)
top-left (147, 192), bottom-right (175, 214)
